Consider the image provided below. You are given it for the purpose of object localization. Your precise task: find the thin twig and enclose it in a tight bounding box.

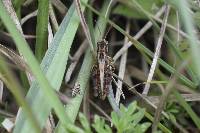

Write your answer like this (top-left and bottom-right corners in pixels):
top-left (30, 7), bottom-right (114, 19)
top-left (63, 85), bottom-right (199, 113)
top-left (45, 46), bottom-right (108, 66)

top-left (113, 6), bottom-right (166, 61)
top-left (21, 10), bottom-right (38, 25)
top-left (127, 65), bottom-right (196, 94)
top-left (23, 0), bottom-right (35, 6)
top-left (0, 109), bottom-right (15, 118)
top-left (49, 112), bottom-right (55, 130)
top-left (45, 113), bottom-right (55, 133)
top-left (65, 40), bottom-right (88, 83)
top-left (49, 3), bottom-right (59, 31)
top-left (48, 22), bottom-right (54, 47)
top-left (115, 21), bottom-right (130, 106)
top-left (147, 93), bottom-right (200, 105)
top-left (51, 0), bottom-right (67, 16)
top-left (107, 85), bottom-right (121, 116)
top-left (1, 31), bottom-right (36, 39)
top-left (176, 11), bottom-right (180, 44)
top-left (75, 0), bottom-right (95, 55)
top-left (143, 5), bottom-right (170, 95)
top-left (0, 43), bottom-right (30, 72)
top-left (151, 14), bottom-right (188, 38)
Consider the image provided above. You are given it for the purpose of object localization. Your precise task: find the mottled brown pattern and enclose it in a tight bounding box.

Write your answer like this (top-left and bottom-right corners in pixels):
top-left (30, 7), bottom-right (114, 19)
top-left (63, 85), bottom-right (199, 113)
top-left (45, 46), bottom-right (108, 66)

top-left (92, 39), bottom-right (114, 100)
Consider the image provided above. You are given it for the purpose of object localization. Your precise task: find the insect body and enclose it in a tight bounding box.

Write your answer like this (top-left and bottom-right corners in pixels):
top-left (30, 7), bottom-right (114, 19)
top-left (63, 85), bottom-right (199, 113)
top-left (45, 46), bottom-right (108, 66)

top-left (92, 39), bottom-right (114, 100)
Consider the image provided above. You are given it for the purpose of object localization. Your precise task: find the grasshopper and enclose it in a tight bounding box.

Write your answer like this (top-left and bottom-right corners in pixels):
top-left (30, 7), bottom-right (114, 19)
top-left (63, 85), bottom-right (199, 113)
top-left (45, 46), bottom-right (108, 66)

top-left (92, 39), bottom-right (114, 100)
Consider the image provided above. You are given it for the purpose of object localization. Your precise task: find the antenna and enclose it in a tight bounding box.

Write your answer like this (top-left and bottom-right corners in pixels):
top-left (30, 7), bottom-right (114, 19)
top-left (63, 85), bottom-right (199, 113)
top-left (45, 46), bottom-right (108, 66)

top-left (103, 24), bottom-right (113, 40)
top-left (103, 16), bottom-right (118, 40)
top-left (96, 17), bottom-right (118, 40)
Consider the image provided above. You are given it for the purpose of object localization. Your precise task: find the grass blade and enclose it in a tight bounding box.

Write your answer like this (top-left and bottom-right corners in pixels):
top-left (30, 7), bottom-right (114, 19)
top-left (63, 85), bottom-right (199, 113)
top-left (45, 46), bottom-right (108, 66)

top-left (35, 0), bottom-right (49, 62)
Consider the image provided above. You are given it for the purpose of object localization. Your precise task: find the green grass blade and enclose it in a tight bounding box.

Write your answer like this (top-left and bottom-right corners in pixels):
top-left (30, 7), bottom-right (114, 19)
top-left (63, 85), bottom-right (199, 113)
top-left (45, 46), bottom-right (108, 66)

top-left (87, 7), bottom-right (96, 49)
top-left (35, 0), bottom-right (49, 62)
top-left (13, 1), bottom-right (88, 132)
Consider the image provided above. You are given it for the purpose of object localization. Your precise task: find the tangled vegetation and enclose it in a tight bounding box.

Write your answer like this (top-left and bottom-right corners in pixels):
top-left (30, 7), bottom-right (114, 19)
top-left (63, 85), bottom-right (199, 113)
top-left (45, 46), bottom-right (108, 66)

top-left (0, 0), bottom-right (200, 133)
